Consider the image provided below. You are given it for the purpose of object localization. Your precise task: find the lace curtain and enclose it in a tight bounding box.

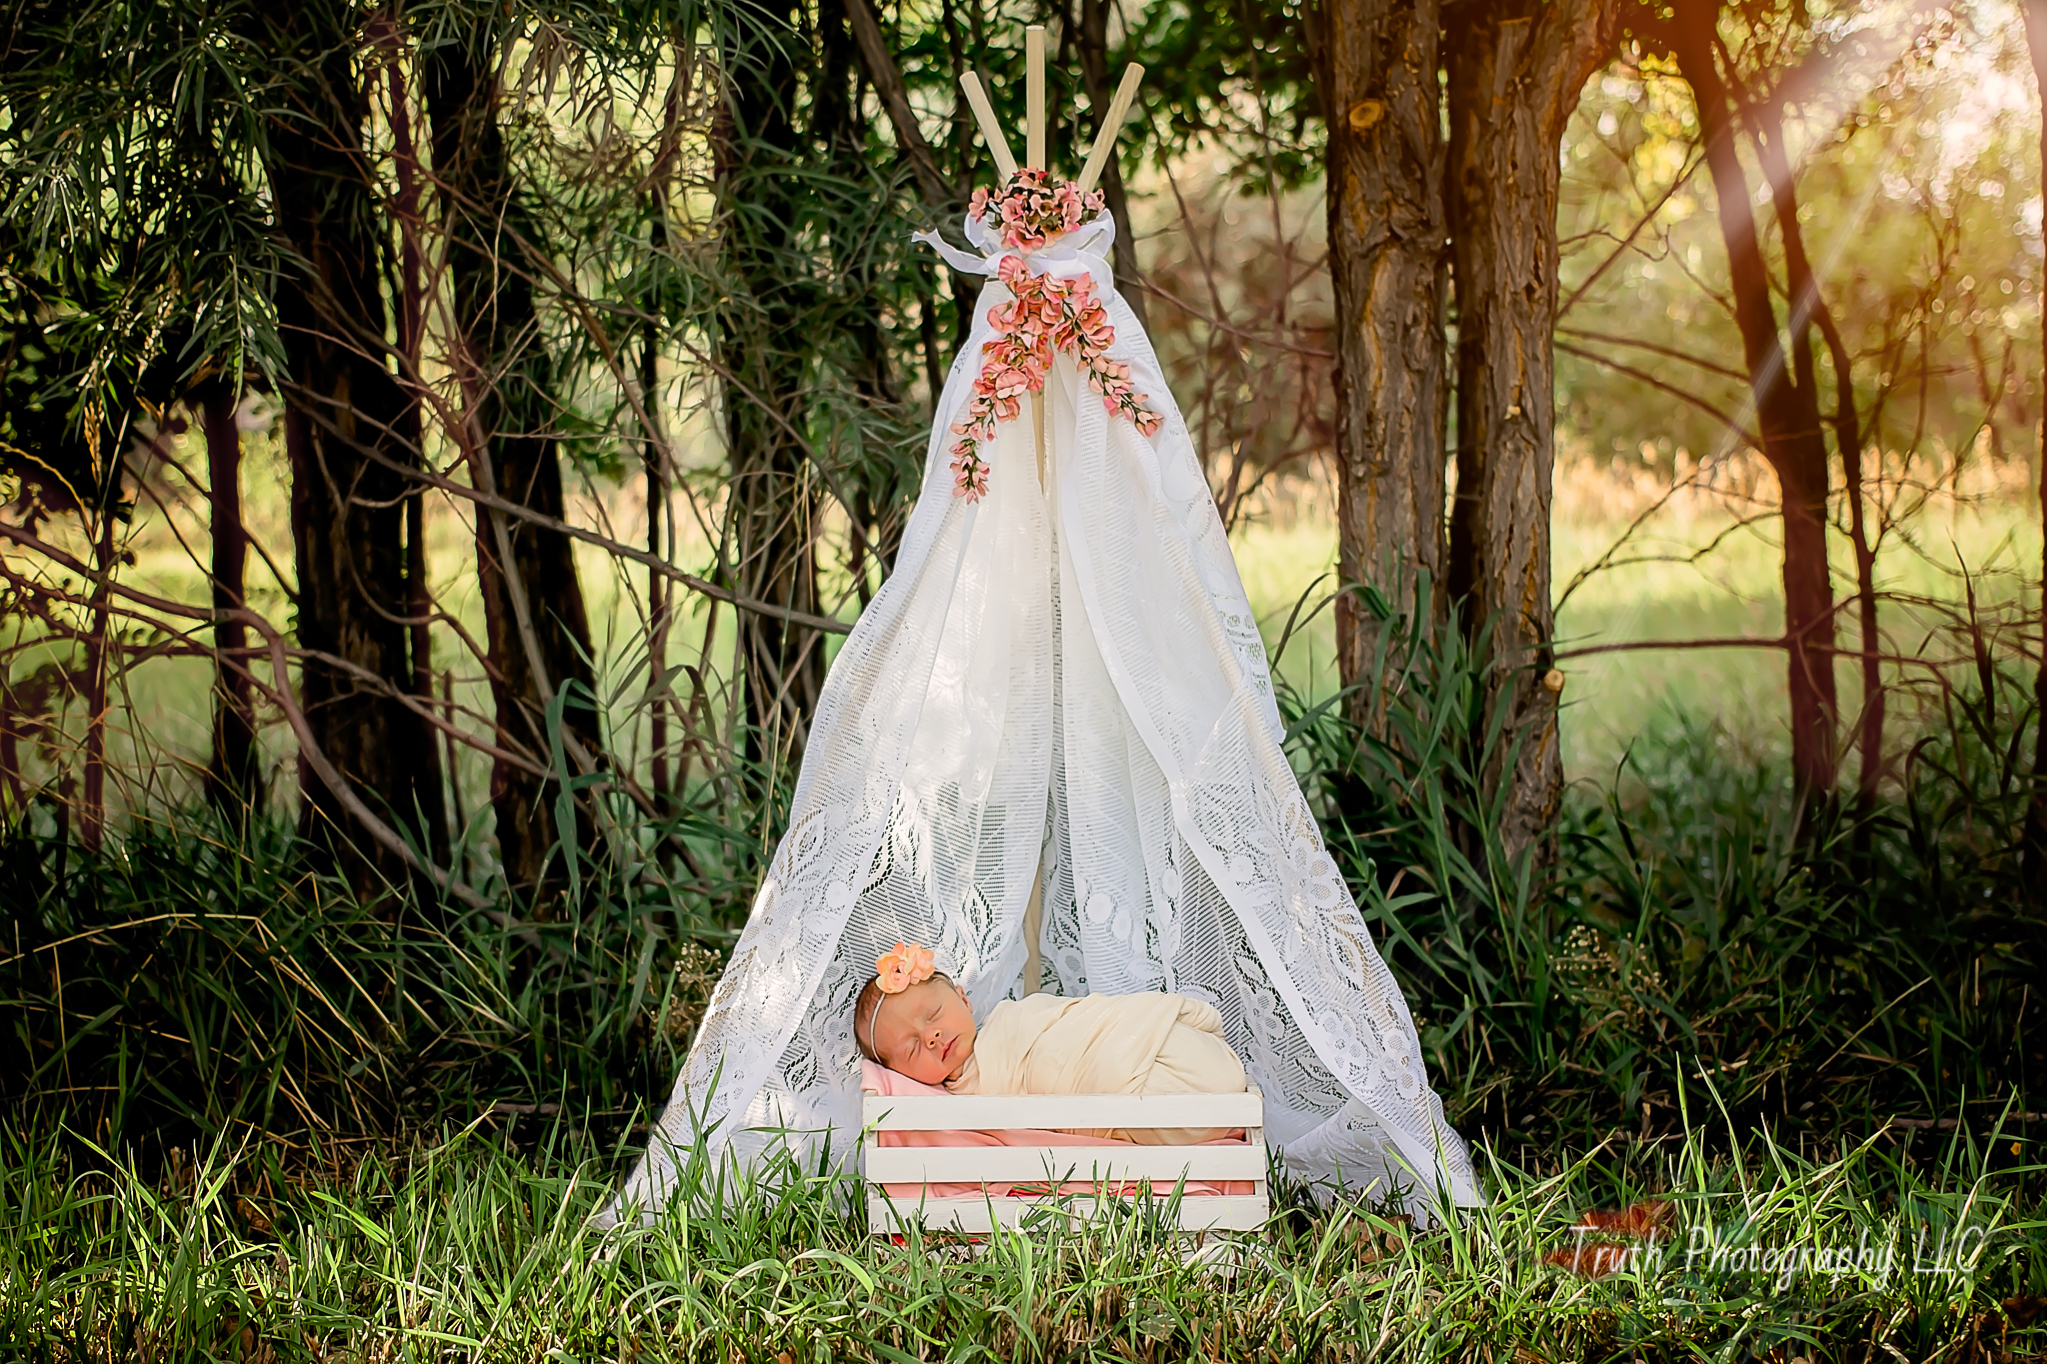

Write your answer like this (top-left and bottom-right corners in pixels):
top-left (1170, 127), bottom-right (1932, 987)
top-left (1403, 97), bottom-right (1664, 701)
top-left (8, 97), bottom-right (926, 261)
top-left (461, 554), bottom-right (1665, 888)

top-left (598, 215), bottom-right (1485, 1228)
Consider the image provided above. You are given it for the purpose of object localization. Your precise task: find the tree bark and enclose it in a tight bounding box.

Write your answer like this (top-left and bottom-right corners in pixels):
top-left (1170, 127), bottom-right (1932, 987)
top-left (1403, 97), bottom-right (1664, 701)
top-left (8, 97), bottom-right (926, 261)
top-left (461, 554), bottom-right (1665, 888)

top-left (257, 3), bottom-right (432, 894)
top-left (425, 29), bottom-right (601, 893)
top-left (200, 380), bottom-right (260, 820)
top-left (1741, 91), bottom-right (1881, 806)
top-left (1443, 0), bottom-right (1615, 861)
top-left (2022, 0), bottom-right (2044, 902)
top-left (717, 5), bottom-right (826, 784)
top-left (1669, 4), bottom-right (1839, 800)
top-left (1310, 0), bottom-right (1450, 722)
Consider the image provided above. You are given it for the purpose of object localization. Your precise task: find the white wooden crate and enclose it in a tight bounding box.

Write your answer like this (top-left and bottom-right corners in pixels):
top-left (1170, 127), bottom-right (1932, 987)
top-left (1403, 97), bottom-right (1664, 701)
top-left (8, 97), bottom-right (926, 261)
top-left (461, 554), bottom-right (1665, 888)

top-left (862, 1086), bottom-right (1269, 1234)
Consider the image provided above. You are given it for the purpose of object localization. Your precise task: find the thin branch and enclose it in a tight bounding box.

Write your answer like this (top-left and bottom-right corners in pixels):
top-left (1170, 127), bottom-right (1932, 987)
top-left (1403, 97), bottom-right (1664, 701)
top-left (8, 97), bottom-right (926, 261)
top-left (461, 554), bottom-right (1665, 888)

top-left (1558, 145), bottom-right (1704, 320)
top-left (1138, 278), bottom-right (1336, 360)
top-left (1556, 325), bottom-right (1749, 381)
top-left (1557, 340), bottom-right (1761, 448)
top-left (0, 521), bottom-right (487, 907)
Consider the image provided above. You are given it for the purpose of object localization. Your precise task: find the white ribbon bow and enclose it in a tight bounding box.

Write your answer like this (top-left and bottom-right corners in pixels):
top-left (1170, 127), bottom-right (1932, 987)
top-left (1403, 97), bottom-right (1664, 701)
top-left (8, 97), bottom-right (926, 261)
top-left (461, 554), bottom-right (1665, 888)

top-left (913, 211), bottom-right (1119, 298)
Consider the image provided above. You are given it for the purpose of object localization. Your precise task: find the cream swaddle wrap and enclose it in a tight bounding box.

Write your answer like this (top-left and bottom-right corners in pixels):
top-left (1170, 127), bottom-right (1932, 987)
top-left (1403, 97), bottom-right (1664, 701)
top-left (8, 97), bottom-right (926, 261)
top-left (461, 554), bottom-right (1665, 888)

top-left (943, 991), bottom-right (1248, 1144)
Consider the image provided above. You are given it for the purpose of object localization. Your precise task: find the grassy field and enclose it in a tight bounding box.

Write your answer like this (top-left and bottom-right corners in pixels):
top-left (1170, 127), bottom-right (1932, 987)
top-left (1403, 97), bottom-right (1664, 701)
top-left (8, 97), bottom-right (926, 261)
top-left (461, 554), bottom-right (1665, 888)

top-left (3, 1111), bottom-right (2039, 1363)
top-left (1226, 455), bottom-right (2043, 785)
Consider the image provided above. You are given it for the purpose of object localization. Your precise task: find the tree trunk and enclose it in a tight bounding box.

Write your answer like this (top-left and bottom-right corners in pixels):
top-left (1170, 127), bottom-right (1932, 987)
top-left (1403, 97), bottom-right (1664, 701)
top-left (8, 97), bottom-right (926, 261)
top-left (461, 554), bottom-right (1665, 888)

top-left (1310, 0), bottom-right (1450, 722)
top-left (643, 304), bottom-right (671, 801)
top-left (258, 3), bottom-right (428, 894)
top-left (2022, 0), bottom-right (2044, 901)
top-left (80, 510), bottom-right (112, 854)
top-left (1670, 4), bottom-right (1839, 800)
top-left (1444, 0), bottom-right (1614, 862)
top-left (717, 7), bottom-right (825, 785)
top-left (644, 33), bottom-right (690, 804)
top-left (383, 12), bottom-right (451, 865)
top-left (1074, 0), bottom-right (1147, 331)
top-left (425, 30), bottom-right (601, 893)
top-left (1728, 74), bottom-right (1880, 807)
top-left (200, 381), bottom-right (260, 820)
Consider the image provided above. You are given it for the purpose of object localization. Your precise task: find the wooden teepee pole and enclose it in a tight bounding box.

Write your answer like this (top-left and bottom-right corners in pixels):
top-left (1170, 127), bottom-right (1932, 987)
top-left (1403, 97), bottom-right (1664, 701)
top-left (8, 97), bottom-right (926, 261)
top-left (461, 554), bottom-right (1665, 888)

top-left (1025, 27), bottom-right (1050, 492)
top-left (1077, 63), bottom-right (1144, 194)
top-left (1023, 24), bottom-right (1051, 994)
top-left (957, 72), bottom-right (1017, 178)
top-left (959, 27), bottom-right (1145, 996)
top-left (1026, 25), bottom-right (1047, 170)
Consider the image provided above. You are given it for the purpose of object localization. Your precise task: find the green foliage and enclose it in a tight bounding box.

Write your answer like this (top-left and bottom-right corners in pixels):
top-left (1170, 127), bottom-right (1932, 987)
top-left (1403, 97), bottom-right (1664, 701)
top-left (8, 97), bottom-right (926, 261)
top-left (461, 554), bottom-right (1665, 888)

top-left (1124, 0), bottom-right (1321, 188)
top-left (1556, 4), bottom-right (2040, 473)
top-left (0, 0), bottom-right (287, 392)
top-left (0, 796), bottom-right (739, 1152)
top-left (1274, 579), bottom-right (2042, 1157)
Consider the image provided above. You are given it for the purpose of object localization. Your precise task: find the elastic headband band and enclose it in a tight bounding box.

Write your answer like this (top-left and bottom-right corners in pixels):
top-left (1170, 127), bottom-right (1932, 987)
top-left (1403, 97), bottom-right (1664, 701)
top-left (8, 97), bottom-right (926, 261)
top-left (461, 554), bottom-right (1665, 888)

top-left (860, 989), bottom-right (887, 1057)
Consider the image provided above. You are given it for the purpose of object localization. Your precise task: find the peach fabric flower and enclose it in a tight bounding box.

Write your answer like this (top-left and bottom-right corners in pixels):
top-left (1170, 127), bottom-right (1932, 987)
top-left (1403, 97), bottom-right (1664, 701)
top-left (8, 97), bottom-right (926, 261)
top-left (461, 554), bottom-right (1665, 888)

top-left (874, 942), bottom-right (936, 995)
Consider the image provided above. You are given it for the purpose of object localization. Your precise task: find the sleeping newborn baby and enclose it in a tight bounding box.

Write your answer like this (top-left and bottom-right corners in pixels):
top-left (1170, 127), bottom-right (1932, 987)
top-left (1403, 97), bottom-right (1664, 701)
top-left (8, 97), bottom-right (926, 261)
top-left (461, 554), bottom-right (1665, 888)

top-left (852, 942), bottom-right (1247, 1143)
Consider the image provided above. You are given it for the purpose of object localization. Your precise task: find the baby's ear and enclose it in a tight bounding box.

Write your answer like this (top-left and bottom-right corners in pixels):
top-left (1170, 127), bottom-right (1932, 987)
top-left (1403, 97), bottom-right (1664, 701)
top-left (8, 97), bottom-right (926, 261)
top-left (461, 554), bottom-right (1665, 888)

top-left (954, 981), bottom-right (971, 1004)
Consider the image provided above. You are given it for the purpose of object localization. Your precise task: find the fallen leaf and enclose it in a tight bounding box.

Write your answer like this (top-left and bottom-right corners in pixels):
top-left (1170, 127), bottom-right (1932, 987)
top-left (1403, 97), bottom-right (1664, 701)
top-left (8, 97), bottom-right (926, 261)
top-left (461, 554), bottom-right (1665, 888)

top-left (1542, 1241), bottom-right (1639, 1277)
top-left (1567, 1199), bottom-right (1672, 1240)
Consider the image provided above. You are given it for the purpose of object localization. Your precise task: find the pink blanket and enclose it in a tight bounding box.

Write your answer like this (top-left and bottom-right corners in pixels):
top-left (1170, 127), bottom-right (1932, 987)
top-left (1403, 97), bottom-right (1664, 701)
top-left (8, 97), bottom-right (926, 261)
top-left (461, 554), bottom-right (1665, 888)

top-left (860, 1061), bottom-right (1253, 1198)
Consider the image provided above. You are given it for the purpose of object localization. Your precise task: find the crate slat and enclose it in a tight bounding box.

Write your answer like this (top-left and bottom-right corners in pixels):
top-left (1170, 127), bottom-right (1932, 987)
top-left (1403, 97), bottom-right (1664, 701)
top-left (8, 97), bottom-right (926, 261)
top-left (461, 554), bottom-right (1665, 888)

top-left (868, 1193), bottom-right (1271, 1233)
top-left (860, 1091), bottom-right (1263, 1131)
top-left (864, 1143), bottom-right (1265, 1183)
top-left (860, 1087), bottom-right (1269, 1235)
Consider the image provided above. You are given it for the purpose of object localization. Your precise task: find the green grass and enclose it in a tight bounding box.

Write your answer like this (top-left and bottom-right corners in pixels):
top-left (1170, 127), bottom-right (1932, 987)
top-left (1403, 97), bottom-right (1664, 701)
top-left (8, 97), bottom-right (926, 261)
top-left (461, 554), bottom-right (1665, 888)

top-left (1, 1106), bottom-right (2039, 1362)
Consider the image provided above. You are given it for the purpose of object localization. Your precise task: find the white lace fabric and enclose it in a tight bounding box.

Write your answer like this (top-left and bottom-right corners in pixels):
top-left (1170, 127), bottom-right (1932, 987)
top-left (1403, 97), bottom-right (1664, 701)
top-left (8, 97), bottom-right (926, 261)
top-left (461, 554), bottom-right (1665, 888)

top-left (598, 213), bottom-right (1485, 1228)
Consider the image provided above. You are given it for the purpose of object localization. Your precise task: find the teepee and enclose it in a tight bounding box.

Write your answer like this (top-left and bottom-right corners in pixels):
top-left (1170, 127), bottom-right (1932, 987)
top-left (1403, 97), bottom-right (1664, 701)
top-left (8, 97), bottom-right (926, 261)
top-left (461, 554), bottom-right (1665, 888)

top-left (601, 34), bottom-right (1483, 1227)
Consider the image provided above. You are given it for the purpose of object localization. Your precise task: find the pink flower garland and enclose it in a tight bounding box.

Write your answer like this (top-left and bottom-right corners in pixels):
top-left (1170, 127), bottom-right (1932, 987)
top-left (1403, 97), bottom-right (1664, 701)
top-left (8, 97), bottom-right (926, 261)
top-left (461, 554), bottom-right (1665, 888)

top-left (969, 167), bottom-right (1103, 251)
top-left (946, 233), bottom-right (1164, 503)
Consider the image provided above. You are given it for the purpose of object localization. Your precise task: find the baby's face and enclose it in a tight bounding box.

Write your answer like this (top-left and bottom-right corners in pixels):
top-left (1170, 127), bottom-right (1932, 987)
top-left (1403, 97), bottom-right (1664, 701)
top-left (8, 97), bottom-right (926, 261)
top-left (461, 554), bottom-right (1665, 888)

top-left (870, 978), bottom-right (976, 1085)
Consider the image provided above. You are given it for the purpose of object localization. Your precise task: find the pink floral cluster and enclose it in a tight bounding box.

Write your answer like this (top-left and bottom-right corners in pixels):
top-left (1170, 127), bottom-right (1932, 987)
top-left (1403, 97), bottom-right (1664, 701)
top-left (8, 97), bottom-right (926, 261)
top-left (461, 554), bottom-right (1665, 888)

top-left (874, 941), bottom-right (935, 995)
top-left (968, 167), bottom-right (1107, 251)
top-left (946, 254), bottom-right (1163, 502)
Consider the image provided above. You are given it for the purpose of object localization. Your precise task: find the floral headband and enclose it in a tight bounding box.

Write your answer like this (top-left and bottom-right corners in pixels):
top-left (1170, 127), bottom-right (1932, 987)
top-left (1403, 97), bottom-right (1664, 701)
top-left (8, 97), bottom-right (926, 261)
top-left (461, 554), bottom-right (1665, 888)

top-left (861, 941), bottom-right (935, 1055)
